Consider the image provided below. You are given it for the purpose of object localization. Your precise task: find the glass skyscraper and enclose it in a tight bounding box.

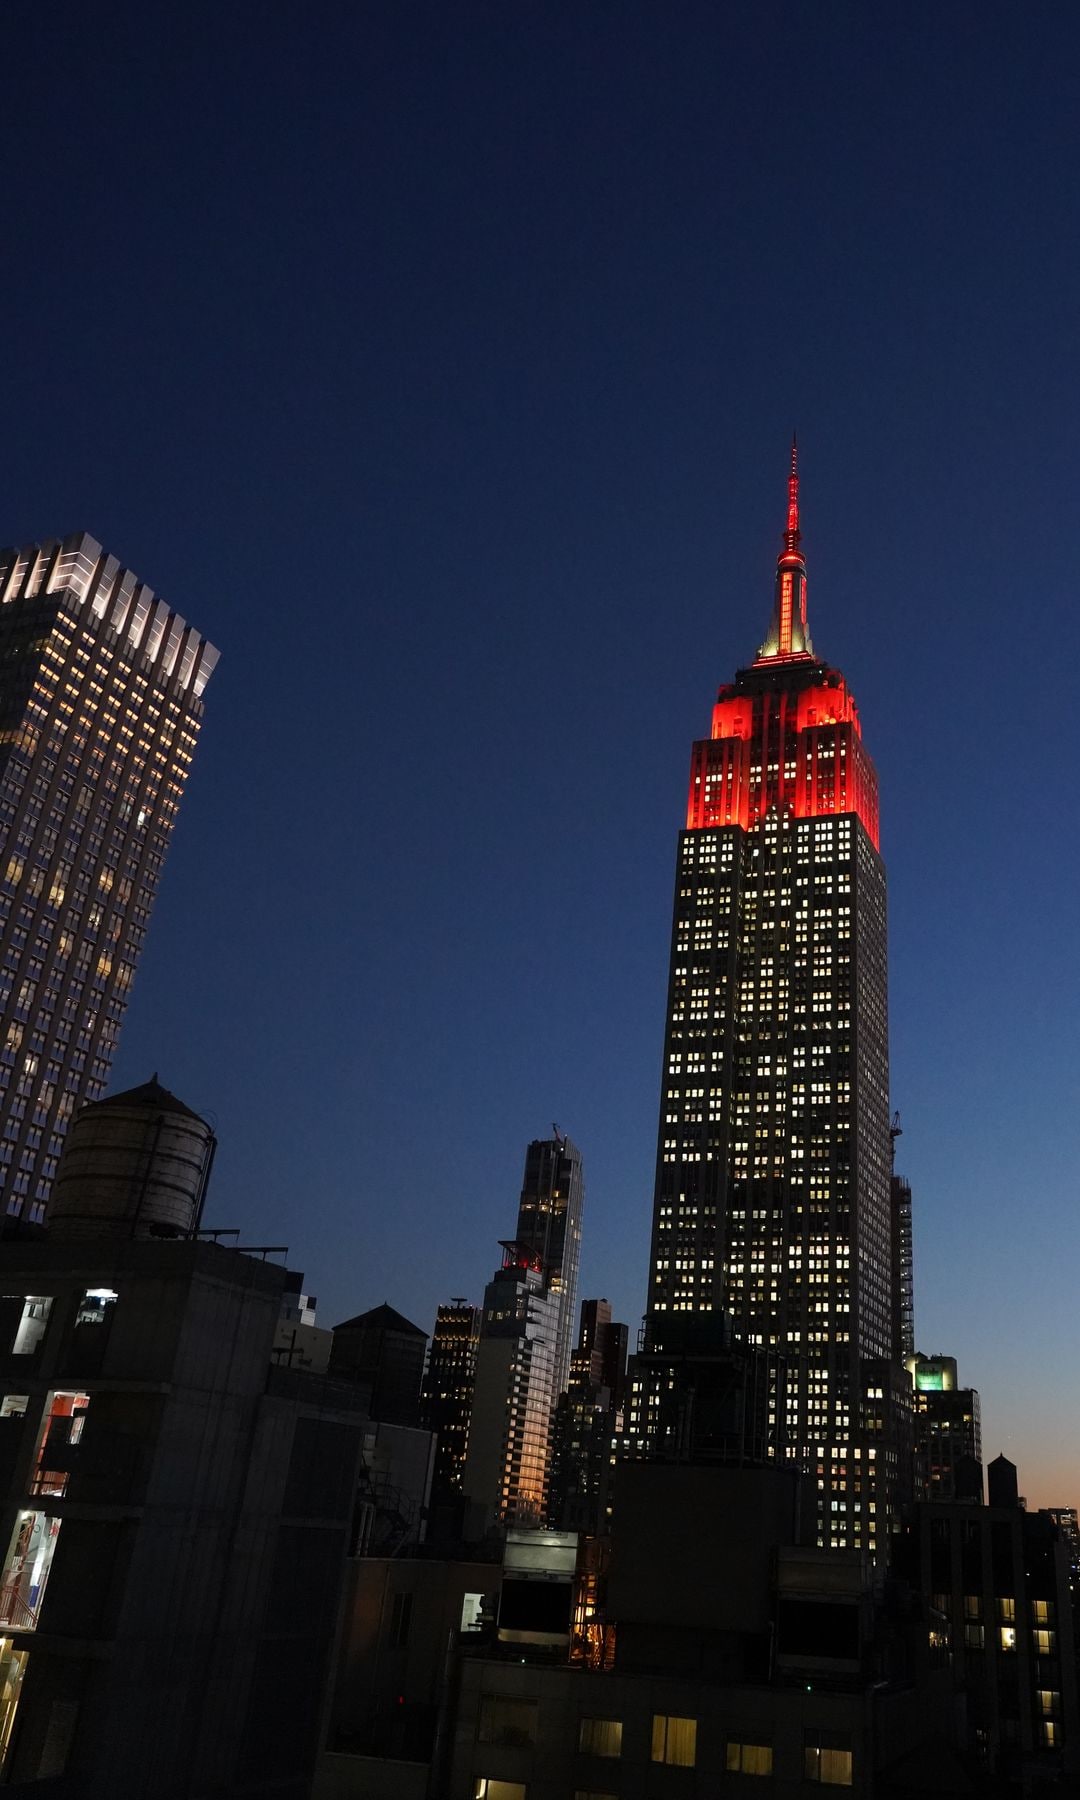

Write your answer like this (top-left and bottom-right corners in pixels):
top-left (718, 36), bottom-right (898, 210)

top-left (512, 1133), bottom-right (584, 1396)
top-left (640, 449), bottom-right (902, 1552)
top-left (0, 532), bottom-right (217, 1221)
top-left (462, 1134), bottom-right (584, 1529)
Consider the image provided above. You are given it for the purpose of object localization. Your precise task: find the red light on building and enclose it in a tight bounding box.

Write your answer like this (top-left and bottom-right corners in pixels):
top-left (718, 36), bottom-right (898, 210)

top-left (685, 447), bottom-right (879, 850)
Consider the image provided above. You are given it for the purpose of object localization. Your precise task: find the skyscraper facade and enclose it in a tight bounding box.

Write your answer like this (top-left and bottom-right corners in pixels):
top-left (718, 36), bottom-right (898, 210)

top-left (512, 1133), bottom-right (584, 1395)
top-left (462, 1134), bottom-right (584, 1530)
top-left (549, 1298), bottom-right (628, 1534)
top-left (420, 1300), bottom-right (480, 1497)
top-left (890, 1171), bottom-right (915, 1362)
top-left (641, 449), bottom-right (896, 1552)
top-left (0, 533), bottom-right (217, 1221)
top-left (911, 1353), bottom-right (982, 1502)
top-left (463, 1250), bottom-right (562, 1528)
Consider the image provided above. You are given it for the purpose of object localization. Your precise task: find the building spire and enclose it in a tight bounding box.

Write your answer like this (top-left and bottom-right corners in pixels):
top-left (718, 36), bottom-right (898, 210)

top-left (756, 435), bottom-right (814, 662)
top-left (785, 432), bottom-right (800, 554)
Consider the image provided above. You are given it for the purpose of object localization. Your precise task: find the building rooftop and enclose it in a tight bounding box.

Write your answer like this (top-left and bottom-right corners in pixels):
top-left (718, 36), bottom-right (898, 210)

top-left (85, 1074), bottom-right (206, 1123)
top-left (332, 1302), bottom-right (426, 1337)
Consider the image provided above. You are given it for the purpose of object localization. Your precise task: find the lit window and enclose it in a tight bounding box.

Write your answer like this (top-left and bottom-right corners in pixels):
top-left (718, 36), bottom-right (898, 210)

top-left (460, 1593), bottom-right (486, 1634)
top-left (726, 1739), bottom-right (773, 1774)
top-left (0, 1511), bottom-right (62, 1631)
top-left (31, 1392), bottom-right (90, 1497)
top-left (0, 1638), bottom-right (26, 1767)
top-left (10, 1299), bottom-right (51, 1358)
top-left (474, 1784), bottom-right (526, 1800)
top-left (75, 1289), bottom-right (117, 1327)
top-left (999, 1627), bottom-right (1017, 1652)
top-left (578, 1718), bottom-right (622, 1757)
top-left (651, 1714), bottom-right (696, 1766)
top-left (804, 1731), bottom-right (853, 1785)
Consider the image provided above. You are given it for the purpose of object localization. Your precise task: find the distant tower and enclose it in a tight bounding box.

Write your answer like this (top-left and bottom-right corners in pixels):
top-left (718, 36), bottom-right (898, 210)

top-left (463, 1133), bottom-right (586, 1530)
top-left (463, 1243), bottom-right (562, 1528)
top-left (0, 534), bottom-right (218, 1222)
top-left (549, 1298), bottom-right (629, 1534)
top-left (911, 1353), bottom-right (982, 1502)
top-left (639, 446), bottom-right (898, 1555)
top-left (421, 1300), bottom-right (480, 1496)
top-left (513, 1134), bottom-right (584, 1395)
top-left (890, 1175), bottom-right (915, 1360)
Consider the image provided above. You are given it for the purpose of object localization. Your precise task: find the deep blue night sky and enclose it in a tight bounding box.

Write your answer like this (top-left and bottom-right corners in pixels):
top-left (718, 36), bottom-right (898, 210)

top-left (3, 4), bottom-right (1078, 1502)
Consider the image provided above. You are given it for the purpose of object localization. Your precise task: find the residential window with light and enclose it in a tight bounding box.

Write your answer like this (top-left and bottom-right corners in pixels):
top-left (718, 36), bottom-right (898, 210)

top-left (578, 1718), bottom-right (622, 1757)
top-left (804, 1731), bottom-right (853, 1786)
top-left (0, 1638), bottom-right (27, 1768)
top-left (75, 1288), bottom-right (117, 1327)
top-left (0, 1512), bottom-right (61, 1631)
top-left (30, 1392), bottom-right (89, 1498)
top-left (651, 1714), bottom-right (696, 1766)
top-left (726, 1739), bottom-right (773, 1775)
top-left (474, 1783), bottom-right (526, 1800)
top-left (10, 1299), bottom-right (51, 1357)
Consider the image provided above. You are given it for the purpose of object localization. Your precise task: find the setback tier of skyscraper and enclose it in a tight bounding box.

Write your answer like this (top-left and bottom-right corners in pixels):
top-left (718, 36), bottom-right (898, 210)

top-left (0, 534), bottom-right (217, 1221)
top-left (636, 447), bottom-right (905, 1554)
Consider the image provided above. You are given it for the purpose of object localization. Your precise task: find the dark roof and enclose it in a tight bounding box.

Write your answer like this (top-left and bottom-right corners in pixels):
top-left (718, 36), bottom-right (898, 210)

top-left (332, 1302), bottom-right (426, 1338)
top-left (85, 1074), bottom-right (205, 1123)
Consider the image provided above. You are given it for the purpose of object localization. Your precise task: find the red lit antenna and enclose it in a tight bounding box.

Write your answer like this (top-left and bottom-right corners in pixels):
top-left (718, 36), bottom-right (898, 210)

top-left (785, 432), bottom-right (800, 555)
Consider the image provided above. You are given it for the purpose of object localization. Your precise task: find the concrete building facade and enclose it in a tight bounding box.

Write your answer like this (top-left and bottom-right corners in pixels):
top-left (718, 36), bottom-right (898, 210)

top-left (0, 1075), bottom-right (368, 1796)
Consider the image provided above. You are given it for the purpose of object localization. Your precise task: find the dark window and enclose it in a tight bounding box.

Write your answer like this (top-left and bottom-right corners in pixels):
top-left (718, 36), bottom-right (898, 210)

top-left (477, 1694), bottom-right (538, 1748)
top-left (390, 1591), bottom-right (412, 1648)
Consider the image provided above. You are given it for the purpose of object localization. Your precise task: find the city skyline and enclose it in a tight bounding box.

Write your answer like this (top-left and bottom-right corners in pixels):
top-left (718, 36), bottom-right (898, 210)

top-left (4, 5), bottom-right (1078, 1511)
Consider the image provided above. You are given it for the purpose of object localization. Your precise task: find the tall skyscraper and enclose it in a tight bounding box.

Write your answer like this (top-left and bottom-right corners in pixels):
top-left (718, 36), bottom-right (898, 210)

top-left (463, 1247), bottom-right (562, 1528)
top-left (890, 1172), bottom-right (915, 1362)
top-left (641, 447), bottom-right (897, 1552)
top-left (910, 1353), bottom-right (982, 1502)
top-left (462, 1134), bottom-right (584, 1530)
top-left (420, 1300), bottom-right (480, 1497)
top-left (0, 533), bottom-right (217, 1221)
top-left (512, 1133), bottom-right (584, 1395)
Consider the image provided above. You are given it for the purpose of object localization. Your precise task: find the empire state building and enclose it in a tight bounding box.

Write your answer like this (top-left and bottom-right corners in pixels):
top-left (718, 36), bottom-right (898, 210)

top-left (639, 447), bottom-right (902, 1554)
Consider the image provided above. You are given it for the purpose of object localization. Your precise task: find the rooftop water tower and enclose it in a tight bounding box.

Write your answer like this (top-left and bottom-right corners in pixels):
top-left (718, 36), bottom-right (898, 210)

top-left (48, 1075), bottom-right (216, 1242)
